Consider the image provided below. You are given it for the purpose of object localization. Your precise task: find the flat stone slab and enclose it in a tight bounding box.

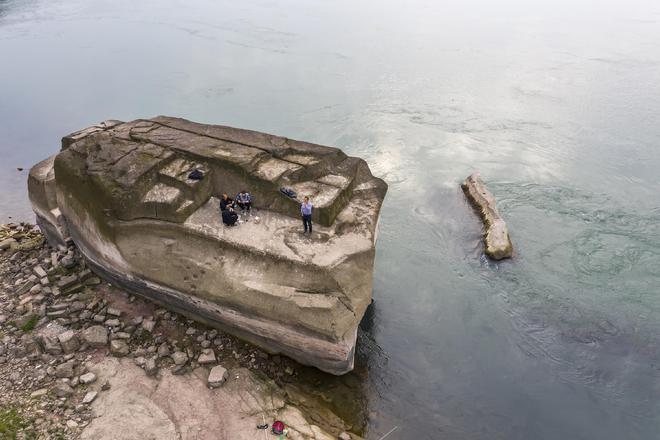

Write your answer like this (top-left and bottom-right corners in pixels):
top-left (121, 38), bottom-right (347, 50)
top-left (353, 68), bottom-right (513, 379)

top-left (80, 357), bottom-right (338, 440)
top-left (461, 173), bottom-right (513, 260)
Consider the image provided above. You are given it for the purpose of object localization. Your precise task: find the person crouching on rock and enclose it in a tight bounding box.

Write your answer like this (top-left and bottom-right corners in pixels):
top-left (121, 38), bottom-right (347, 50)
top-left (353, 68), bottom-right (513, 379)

top-left (235, 190), bottom-right (252, 213)
top-left (222, 206), bottom-right (238, 226)
top-left (219, 193), bottom-right (234, 211)
top-left (301, 196), bottom-right (313, 234)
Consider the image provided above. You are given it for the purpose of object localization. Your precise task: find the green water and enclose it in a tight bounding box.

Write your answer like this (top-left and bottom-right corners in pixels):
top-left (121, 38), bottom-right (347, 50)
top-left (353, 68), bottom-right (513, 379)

top-left (1, 0), bottom-right (659, 438)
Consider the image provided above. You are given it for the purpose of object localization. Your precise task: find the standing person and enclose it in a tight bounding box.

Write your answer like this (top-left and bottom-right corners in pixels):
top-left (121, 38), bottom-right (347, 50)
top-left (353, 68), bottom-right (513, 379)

top-left (236, 190), bottom-right (252, 213)
top-left (301, 196), bottom-right (313, 234)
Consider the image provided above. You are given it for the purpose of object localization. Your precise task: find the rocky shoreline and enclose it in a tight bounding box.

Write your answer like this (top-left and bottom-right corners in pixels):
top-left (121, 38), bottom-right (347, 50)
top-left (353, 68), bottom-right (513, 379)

top-left (0, 222), bottom-right (361, 439)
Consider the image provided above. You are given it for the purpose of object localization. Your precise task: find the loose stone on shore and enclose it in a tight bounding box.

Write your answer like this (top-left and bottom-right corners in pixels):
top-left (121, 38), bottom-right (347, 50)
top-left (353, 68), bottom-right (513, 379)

top-left (82, 325), bottom-right (108, 347)
top-left (144, 357), bottom-right (158, 377)
top-left (207, 365), bottom-right (229, 388)
top-left (109, 340), bottom-right (129, 357)
top-left (198, 348), bottom-right (216, 365)
top-left (79, 372), bottom-right (96, 385)
top-left (171, 351), bottom-right (188, 366)
top-left (82, 391), bottom-right (98, 404)
top-left (58, 330), bottom-right (80, 353)
top-left (54, 360), bottom-right (76, 378)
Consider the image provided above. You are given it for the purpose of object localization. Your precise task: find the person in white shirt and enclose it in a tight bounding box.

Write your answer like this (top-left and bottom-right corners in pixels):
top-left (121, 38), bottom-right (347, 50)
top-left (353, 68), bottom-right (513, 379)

top-left (300, 196), bottom-right (313, 234)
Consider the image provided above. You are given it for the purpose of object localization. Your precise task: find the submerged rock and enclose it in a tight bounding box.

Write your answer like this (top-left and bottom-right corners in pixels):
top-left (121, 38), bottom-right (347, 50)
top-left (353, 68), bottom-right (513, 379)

top-left (461, 173), bottom-right (513, 260)
top-left (28, 116), bottom-right (387, 374)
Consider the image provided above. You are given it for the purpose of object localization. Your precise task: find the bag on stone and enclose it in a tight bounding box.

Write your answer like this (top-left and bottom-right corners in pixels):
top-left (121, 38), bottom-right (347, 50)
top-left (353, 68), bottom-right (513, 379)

top-left (188, 169), bottom-right (204, 180)
top-left (280, 187), bottom-right (297, 199)
top-left (272, 420), bottom-right (285, 435)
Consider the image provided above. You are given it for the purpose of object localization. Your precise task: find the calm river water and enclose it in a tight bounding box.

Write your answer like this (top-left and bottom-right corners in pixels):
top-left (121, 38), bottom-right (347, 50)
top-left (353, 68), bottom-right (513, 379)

top-left (2, 1), bottom-right (660, 438)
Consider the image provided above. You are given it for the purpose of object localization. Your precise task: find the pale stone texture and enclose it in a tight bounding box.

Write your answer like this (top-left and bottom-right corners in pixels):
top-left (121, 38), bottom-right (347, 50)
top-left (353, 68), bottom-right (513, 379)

top-left (110, 340), bottom-right (130, 357)
top-left (198, 349), bottom-right (216, 365)
top-left (0, 238), bottom-right (16, 250)
top-left (171, 351), bottom-right (188, 366)
top-left (54, 381), bottom-right (74, 397)
top-left (57, 330), bottom-right (80, 353)
top-left (80, 357), bottom-right (339, 440)
top-left (207, 365), bottom-right (229, 388)
top-left (461, 173), bottom-right (513, 260)
top-left (80, 372), bottom-right (97, 384)
top-left (82, 391), bottom-right (98, 404)
top-left (28, 116), bottom-right (387, 374)
top-left (55, 360), bottom-right (76, 378)
top-left (82, 325), bottom-right (108, 347)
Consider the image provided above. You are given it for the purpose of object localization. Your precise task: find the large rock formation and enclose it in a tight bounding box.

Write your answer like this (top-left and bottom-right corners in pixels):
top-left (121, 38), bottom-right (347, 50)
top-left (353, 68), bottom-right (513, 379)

top-left (28, 116), bottom-right (387, 374)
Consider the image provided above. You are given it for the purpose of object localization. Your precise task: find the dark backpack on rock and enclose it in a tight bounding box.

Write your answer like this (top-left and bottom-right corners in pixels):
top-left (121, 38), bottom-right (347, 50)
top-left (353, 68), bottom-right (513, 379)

top-left (280, 187), bottom-right (297, 199)
top-left (188, 169), bottom-right (204, 180)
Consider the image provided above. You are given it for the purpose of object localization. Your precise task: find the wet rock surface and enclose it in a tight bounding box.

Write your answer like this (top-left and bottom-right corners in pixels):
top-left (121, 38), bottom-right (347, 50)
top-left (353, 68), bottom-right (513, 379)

top-left (28, 117), bottom-right (387, 374)
top-left (0, 225), bottom-right (364, 439)
top-left (461, 173), bottom-right (513, 260)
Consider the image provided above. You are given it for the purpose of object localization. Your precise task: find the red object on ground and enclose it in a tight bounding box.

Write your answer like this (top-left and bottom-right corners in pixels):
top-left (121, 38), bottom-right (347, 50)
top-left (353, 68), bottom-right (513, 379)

top-left (272, 420), bottom-right (285, 434)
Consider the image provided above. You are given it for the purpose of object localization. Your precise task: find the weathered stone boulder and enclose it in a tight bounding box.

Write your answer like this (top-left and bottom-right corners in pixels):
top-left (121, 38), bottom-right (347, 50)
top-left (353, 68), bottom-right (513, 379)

top-left (57, 330), bottom-right (80, 354)
top-left (207, 365), bottom-right (229, 388)
top-left (461, 173), bottom-right (513, 260)
top-left (28, 116), bottom-right (387, 374)
top-left (82, 325), bottom-right (109, 347)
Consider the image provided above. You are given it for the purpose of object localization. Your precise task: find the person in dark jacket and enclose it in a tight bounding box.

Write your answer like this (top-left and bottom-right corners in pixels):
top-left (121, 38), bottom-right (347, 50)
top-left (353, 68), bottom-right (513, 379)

top-left (301, 196), bottom-right (313, 234)
top-left (222, 206), bottom-right (238, 226)
top-left (219, 193), bottom-right (234, 211)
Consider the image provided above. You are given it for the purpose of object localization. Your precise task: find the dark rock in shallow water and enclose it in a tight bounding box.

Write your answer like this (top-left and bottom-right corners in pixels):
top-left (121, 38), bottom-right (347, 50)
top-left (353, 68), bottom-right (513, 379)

top-left (28, 116), bottom-right (387, 374)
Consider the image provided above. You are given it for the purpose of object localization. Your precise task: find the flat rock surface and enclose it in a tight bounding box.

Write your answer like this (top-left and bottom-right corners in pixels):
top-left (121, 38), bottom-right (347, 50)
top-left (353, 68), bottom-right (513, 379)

top-left (81, 358), bottom-right (332, 440)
